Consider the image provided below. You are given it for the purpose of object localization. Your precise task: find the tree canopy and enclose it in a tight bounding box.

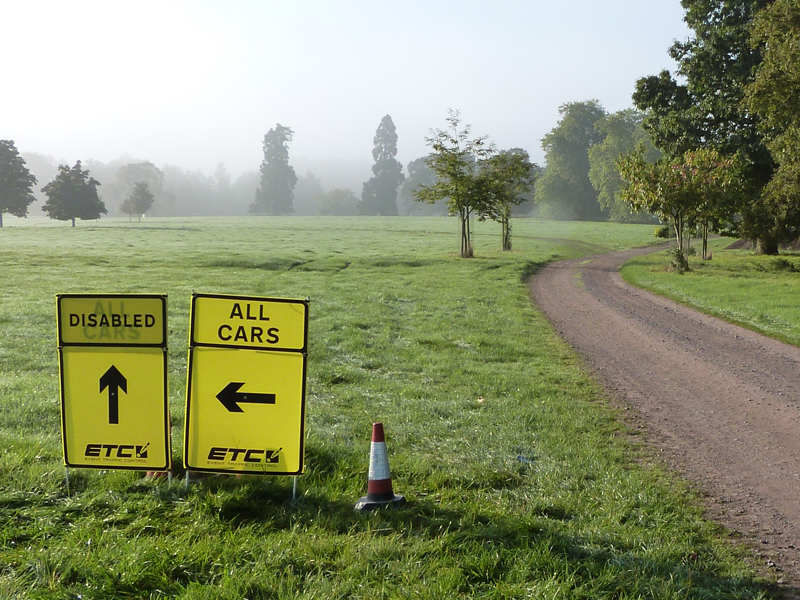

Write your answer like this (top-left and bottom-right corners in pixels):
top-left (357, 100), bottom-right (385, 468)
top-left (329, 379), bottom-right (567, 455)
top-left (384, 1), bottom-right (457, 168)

top-left (745, 0), bottom-right (800, 247)
top-left (398, 157), bottom-right (445, 216)
top-left (588, 110), bottom-right (660, 223)
top-left (0, 140), bottom-right (38, 227)
top-left (250, 124), bottom-right (297, 215)
top-left (361, 115), bottom-right (404, 216)
top-left (317, 188), bottom-right (360, 216)
top-left (633, 0), bottom-right (781, 252)
top-left (619, 147), bottom-right (742, 259)
top-left (534, 100), bottom-right (607, 221)
top-left (41, 162), bottom-right (106, 226)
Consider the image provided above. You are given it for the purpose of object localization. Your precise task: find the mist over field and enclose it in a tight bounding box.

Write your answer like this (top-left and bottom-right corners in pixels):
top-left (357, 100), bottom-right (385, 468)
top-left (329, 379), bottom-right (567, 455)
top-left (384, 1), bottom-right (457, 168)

top-left (1, 1), bottom-right (690, 219)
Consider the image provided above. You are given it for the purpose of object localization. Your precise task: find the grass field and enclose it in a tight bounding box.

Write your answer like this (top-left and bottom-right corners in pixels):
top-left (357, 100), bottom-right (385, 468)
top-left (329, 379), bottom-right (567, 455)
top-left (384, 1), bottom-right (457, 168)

top-left (621, 237), bottom-right (800, 347)
top-left (0, 216), bottom-right (769, 599)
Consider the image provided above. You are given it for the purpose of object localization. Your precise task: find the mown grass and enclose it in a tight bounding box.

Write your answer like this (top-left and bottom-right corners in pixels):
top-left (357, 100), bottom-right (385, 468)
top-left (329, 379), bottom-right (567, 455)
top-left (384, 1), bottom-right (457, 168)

top-left (0, 217), bottom-right (767, 598)
top-left (621, 236), bottom-right (800, 347)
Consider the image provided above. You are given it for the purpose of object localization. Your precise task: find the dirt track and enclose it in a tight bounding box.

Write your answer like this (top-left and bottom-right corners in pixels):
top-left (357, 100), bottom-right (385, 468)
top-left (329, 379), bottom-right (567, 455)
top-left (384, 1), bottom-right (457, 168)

top-left (529, 246), bottom-right (800, 590)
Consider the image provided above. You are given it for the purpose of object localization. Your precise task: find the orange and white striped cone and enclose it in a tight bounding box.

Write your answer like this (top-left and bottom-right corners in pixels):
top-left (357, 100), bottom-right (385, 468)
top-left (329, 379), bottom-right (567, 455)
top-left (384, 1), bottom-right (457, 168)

top-left (355, 422), bottom-right (406, 511)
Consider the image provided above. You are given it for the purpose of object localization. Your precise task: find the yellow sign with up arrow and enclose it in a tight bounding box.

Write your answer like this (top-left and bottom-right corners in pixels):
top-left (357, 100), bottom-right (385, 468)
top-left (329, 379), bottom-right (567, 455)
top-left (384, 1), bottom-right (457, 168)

top-left (56, 294), bottom-right (170, 471)
top-left (184, 294), bottom-right (308, 475)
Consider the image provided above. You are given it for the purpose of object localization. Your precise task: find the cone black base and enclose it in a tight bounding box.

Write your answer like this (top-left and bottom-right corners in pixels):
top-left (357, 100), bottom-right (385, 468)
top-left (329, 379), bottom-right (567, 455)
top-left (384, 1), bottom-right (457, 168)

top-left (355, 493), bottom-right (406, 512)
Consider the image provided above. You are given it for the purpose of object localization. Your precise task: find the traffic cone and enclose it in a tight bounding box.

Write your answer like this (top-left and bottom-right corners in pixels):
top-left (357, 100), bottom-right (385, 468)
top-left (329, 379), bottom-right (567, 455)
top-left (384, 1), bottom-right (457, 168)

top-left (355, 422), bottom-right (406, 511)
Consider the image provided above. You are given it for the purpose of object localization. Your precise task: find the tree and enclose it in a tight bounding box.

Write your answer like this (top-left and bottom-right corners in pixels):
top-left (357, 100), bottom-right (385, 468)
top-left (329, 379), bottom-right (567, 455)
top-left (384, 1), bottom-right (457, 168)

top-left (120, 182), bottom-right (155, 222)
top-left (745, 0), bottom-right (800, 247)
top-left (479, 149), bottom-right (537, 251)
top-left (294, 171), bottom-right (325, 215)
top-left (109, 162), bottom-right (164, 216)
top-left (41, 161), bottom-right (106, 227)
top-left (398, 157), bottom-right (446, 216)
top-left (588, 110), bottom-right (660, 223)
top-left (317, 188), bottom-right (360, 215)
top-left (618, 147), bottom-right (742, 259)
top-left (633, 0), bottom-right (779, 252)
top-left (0, 140), bottom-right (38, 227)
top-left (361, 115), bottom-right (405, 215)
top-left (414, 110), bottom-right (494, 257)
top-left (680, 149), bottom-right (744, 259)
top-left (535, 100), bottom-right (607, 221)
top-left (250, 124), bottom-right (297, 214)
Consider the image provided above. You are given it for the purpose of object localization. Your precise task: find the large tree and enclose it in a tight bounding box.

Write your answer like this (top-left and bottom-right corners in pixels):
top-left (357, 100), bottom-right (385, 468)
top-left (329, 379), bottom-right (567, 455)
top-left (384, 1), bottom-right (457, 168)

top-left (534, 100), bottom-right (607, 221)
top-left (0, 140), bottom-right (38, 227)
top-left (250, 124), bottom-right (297, 215)
top-left (120, 182), bottom-right (155, 222)
top-left (633, 0), bottom-right (780, 252)
top-left (745, 0), bottom-right (800, 245)
top-left (588, 110), bottom-right (660, 223)
top-left (414, 110), bottom-right (494, 258)
top-left (41, 162), bottom-right (106, 227)
top-left (361, 115), bottom-right (404, 215)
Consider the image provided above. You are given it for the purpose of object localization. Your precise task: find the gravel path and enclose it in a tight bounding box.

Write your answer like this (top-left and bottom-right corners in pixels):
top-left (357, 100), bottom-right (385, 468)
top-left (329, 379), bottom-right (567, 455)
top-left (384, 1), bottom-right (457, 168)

top-left (529, 246), bottom-right (800, 591)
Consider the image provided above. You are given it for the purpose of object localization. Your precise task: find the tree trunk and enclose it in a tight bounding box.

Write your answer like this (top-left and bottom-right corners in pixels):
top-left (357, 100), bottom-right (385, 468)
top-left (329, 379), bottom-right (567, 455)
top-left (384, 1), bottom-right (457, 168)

top-left (71, 218), bottom-right (76, 227)
top-left (502, 216), bottom-right (512, 251)
top-left (755, 237), bottom-right (779, 255)
top-left (460, 208), bottom-right (473, 258)
top-left (673, 216), bottom-right (684, 258)
top-left (0, 212), bottom-right (4, 228)
top-left (701, 222), bottom-right (709, 260)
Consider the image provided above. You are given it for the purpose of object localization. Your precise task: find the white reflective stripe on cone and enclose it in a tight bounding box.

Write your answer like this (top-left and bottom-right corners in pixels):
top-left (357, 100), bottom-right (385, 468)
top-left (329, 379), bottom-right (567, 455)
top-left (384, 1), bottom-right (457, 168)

top-left (368, 441), bottom-right (391, 480)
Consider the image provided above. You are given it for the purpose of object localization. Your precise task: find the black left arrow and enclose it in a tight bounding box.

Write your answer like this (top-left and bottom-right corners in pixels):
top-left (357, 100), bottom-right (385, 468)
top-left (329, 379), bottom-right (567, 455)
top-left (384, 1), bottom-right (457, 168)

top-left (217, 382), bottom-right (276, 413)
top-left (100, 365), bottom-right (127, 424)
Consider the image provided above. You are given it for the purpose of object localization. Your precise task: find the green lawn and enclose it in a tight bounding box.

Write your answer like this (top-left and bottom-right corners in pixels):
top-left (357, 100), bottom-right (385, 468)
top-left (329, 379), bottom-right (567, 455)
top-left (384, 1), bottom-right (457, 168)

top-left (621, 237), bottom-right (800, 347)
top-left (0, 217), bottom-right (767, 599)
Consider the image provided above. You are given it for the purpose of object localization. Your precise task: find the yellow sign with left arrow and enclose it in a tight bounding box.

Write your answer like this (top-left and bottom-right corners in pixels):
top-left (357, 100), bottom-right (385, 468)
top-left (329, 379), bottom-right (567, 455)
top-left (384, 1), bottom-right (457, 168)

top-left (56, 294), bottom-right (171, 471)
top-left (184, 293), bottom-right (308, 475)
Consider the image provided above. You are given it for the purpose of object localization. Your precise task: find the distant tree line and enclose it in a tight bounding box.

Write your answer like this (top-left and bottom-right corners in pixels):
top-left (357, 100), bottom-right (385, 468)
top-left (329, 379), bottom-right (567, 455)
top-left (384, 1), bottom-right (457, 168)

top-left (1, 113), bottom-right (542, 227)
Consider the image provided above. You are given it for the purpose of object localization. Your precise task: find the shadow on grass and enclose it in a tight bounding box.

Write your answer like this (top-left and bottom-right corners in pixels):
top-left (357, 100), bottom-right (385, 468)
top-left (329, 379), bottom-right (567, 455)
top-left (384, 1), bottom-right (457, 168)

top-left (0, 463), bottom-right (781, 598)
top-left (519, 259), bottom-right (548, 282)
top-left (0, 445), bottom-right (778, 598)
top-left (204, 482), bottom-right (774, 597)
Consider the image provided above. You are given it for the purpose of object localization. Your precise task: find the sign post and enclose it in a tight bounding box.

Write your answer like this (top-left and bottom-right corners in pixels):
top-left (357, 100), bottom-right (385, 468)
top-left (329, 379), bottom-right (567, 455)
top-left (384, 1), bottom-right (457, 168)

top-left (184, 293), bottom-right (308, 475)
top-left (56, 294), bottom-right (171, 471)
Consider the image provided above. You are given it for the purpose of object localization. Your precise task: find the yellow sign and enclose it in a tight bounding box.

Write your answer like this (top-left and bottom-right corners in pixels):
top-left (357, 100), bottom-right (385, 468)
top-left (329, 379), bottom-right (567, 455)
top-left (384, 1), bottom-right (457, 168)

top-left (184, 294), bottom-right (308, 475)
top-left (190, 294), bottom-right (307, 351)
top-left (58, 295), bottom-right (166, 346)
top-left (56, 294), bottom-right (170, 471)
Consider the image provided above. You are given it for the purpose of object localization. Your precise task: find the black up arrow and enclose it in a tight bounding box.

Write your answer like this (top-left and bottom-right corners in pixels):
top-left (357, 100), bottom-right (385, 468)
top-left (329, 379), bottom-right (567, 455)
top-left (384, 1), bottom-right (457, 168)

top-left (216, 382), bottom-right (276, 413)
top-left (100, 365), bottom-right (127, 424)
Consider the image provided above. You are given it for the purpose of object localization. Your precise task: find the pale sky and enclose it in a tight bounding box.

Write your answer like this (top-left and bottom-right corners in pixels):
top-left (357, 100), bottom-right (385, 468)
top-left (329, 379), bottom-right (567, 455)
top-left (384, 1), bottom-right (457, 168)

top-left (2, 0), bottom-right (690, 178)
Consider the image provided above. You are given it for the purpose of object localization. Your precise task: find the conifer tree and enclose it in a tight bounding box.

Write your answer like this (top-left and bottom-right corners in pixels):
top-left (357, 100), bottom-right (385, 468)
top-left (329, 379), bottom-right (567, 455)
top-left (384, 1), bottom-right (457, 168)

top-left (250, 124), bottom-right (297, 214)
top-left (361, 115), bottom-right (404, 215)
